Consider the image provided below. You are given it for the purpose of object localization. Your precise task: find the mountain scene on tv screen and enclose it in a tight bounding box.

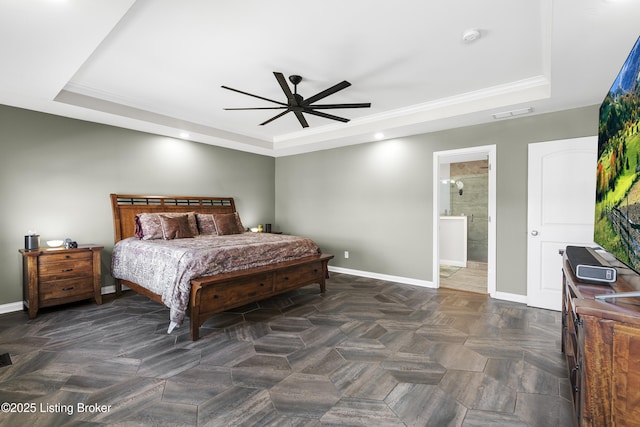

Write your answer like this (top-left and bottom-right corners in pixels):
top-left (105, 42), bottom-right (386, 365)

top-left (595, 37), bottom-right (640, 270)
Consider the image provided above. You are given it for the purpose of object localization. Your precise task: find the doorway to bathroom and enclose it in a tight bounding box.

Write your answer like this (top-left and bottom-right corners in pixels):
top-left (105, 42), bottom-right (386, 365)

top-left (433, 145), bottom-right (496, 296)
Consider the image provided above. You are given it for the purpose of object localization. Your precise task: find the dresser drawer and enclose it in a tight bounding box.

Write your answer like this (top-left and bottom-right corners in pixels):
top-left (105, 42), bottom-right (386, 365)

top-left (39, 276), bottom-right (95, 304)
top-left (39, 251), bottom-right (93, 281)
top-left (275, 262), bottom-right (323, 291)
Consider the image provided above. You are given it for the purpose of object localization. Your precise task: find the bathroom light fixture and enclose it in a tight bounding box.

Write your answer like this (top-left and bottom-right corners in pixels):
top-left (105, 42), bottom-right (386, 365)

top-left (444, 179), bottom-right (465, 195)
top-left (374, 132), bottom-right (385, 140)
top-left (179, 131), bottom-right (190, 139)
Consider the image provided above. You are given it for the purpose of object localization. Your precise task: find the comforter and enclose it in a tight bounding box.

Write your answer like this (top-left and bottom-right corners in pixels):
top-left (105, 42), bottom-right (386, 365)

top-left (111, 232), bottom-right (320, 325)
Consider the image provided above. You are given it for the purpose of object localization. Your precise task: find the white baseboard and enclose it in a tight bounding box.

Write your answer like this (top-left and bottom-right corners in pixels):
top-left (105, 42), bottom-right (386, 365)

top-left (440, 260), bottom-right (467, 268)
top-left (0, 301), bottom-right (23, 315)
top-left (328, 266), bottom-right (435, 288)
top-left (0, 275), bottom-right (528, 315)
top-left (0, 286), bottom-right (121, 315)
top-left (329, 266), bottom-right (529, 306)
top-left (493, 291), bottom-right (528, 305)
top-left (102, 285), bottom-right (118, 295)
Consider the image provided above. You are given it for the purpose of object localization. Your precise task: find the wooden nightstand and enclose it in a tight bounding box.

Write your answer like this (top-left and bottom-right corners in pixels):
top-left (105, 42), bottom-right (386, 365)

top-left (19, 245), bottom-right (103, 319)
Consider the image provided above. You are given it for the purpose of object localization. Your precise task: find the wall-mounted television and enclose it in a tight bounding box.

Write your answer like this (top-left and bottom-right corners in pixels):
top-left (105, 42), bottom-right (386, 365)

top-left (594, 36), bottom-right (640, 273)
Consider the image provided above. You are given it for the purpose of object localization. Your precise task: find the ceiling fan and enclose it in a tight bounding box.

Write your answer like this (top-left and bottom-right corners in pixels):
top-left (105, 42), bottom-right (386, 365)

top-left (221, 72), bottom-right (371, 128)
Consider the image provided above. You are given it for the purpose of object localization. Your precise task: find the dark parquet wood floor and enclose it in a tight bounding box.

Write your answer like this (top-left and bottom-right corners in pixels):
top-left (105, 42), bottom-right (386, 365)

top-left (0, 273), bottom-right (574, 426)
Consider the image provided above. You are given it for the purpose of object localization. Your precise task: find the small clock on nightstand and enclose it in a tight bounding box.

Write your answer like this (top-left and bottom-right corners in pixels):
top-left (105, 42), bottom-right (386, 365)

top-left (19, 245), bottom-right (103, 319)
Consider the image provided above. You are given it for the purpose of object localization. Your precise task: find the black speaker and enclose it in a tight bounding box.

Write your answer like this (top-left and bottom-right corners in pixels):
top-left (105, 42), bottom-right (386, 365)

top-left (566, 246), bottom-right (616, 284)
top-left (24, 234), bottom-right (39, 251)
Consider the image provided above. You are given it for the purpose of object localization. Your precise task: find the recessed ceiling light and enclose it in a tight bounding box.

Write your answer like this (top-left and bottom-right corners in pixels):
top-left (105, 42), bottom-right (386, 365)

top-left (179, 132), bottom-right (190, 139)
top-left (374, 132), bottom-right (385, 140)
top-left (462, 29), bottom-right (481, 43)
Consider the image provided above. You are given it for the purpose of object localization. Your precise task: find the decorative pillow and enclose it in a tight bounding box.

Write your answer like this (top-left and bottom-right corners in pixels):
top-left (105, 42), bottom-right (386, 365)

top-left (159, 214), bottom-right (195, 240)
top-left (213, 212), bottom-right (244, 235)
top-left (195, 213), bottom-right (217, 235)
top-left (135, 212), bottom-right (199, 240)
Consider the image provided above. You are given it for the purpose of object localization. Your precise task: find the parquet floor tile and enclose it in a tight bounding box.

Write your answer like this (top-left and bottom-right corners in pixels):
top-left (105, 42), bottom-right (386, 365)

top-left (0, 273), bottom-right (573, 426)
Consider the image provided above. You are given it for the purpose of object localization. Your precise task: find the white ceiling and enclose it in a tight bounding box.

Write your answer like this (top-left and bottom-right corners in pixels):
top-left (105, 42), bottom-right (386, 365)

top-left (1, 0), bottom-right (639, 157)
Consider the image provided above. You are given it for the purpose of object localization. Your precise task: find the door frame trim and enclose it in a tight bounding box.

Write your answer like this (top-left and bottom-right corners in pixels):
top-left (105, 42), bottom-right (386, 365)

top-left (432, 145), bottom-right (497, 296)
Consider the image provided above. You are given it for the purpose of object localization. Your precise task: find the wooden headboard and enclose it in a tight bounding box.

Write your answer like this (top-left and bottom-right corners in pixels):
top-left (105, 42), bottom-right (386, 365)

top-left (110, 193), bottom-right (237, 242)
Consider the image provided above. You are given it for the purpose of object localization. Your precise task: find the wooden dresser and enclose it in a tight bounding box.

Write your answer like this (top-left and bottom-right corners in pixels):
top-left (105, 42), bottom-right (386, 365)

top-left (562, 250), bottom-right (640, 426)
top-left (20, 245), bottom-right (103, 319)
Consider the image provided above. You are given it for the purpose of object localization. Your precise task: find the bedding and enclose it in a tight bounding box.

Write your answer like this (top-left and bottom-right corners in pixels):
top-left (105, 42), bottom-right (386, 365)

top-left (111, 232), bottom-right (321, 325)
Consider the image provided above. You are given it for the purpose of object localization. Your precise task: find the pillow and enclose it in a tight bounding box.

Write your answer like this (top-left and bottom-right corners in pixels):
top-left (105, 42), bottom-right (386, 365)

top-left (159, 214), bottom-right (195, 240)
top-left (135, 212), bottom-right (199, 240)
top-left (213, 212), bottom-right (244, 235)
top-left (195, 213), bottom-right (217, 235)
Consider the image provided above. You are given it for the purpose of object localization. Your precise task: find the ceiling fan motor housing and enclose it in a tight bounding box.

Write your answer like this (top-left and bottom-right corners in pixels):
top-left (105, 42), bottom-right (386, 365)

top-left (289, 75), bottom-right (302, 86)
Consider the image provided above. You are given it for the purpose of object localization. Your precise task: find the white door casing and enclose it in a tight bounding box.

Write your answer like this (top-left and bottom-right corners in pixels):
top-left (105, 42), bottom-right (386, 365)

top-left (433, 145), bottom-right (496, 296)
top-left (527, 136), bottom-right (597, 310)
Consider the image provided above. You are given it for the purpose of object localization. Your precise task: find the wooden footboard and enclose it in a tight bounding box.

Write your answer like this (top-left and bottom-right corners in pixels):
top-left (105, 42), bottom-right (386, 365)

top-left (189, 253), bottom-right (333, 340)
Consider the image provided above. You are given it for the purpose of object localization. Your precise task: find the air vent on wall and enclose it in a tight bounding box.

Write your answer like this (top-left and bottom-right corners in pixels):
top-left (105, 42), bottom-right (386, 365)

top-left (492, 107), bottom-right (533, 120)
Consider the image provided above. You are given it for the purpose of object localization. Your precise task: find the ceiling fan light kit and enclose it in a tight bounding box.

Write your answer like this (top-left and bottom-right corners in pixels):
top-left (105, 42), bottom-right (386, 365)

top-left (222, 72), bottom-right (371, 128)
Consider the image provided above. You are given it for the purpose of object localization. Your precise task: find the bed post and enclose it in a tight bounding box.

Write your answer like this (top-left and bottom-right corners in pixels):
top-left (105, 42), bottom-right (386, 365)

top-left (110, 193), bottom-right (124, 243)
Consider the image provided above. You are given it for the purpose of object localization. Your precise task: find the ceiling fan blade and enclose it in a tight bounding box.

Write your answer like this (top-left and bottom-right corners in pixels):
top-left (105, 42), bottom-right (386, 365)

top-left (303, 80), bottom-right (351, 105)
top-left (273, 72), bottom-right (298, 105)
top-left (303, 109), bottom-right (350, 123)
top-left (224, 107), bottom-right (288, 110)
top-left (294, 111), bottom-right (309, 128)
top-left (221, 85), bottom-right (287, 107)
top-left (260, 109), bottom-right (290, 126)
top-left (306, 103), bottom-right (371, 110)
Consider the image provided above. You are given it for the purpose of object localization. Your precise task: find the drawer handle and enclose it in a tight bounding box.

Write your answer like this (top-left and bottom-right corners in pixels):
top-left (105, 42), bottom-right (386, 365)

top-left (213, 295), bottom-right (219, 299)
top-left (260, 283), bottom-right (265, 287)
top-left (283, 276), bottom-right (289, 281)
top-left (61, 268), bottom-right (73, 272)
top-left (62, 287), bottom-right (74, 291)
top-left (65, 255), bottom-right (71, 259)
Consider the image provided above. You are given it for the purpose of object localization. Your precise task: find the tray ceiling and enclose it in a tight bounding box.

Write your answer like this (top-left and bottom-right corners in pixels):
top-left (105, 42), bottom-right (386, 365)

top-left (1, 0), bottom-right (639, 156)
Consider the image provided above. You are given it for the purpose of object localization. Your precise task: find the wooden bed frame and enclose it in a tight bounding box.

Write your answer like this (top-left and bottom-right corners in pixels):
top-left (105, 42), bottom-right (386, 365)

top-left (110, 193), bottom-right (333, 340)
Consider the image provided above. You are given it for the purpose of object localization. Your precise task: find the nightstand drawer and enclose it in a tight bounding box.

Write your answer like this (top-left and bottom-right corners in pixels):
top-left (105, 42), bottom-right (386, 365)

top-left (39, 277), bottom-right (94, 303)
top-left (39, 252), bottom-right (92, 280)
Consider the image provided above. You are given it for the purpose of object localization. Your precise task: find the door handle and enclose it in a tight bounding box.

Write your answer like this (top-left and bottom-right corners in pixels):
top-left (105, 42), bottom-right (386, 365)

top-left (531, 230), bottom-right (539, 236)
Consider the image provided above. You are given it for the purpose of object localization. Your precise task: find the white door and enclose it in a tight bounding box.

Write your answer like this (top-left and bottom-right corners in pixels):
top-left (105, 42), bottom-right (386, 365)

top-left (527, 136), bottom-right (597, 310)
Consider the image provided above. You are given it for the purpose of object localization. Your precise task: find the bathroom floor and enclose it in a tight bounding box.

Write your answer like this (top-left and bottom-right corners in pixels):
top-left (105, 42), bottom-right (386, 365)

top-left (440, 261), bottom-right (488, 294)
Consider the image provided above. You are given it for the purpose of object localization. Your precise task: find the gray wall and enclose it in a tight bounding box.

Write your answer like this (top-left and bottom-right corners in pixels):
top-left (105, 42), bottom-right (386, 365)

top-left (0, 102), bottom-right (599, 305)
top-left (275, 105), bottom-right (599, 295)
top-left (0, 105), bottom-right (275, 305)
top-left (449, 168), bottom-right (489, 263)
